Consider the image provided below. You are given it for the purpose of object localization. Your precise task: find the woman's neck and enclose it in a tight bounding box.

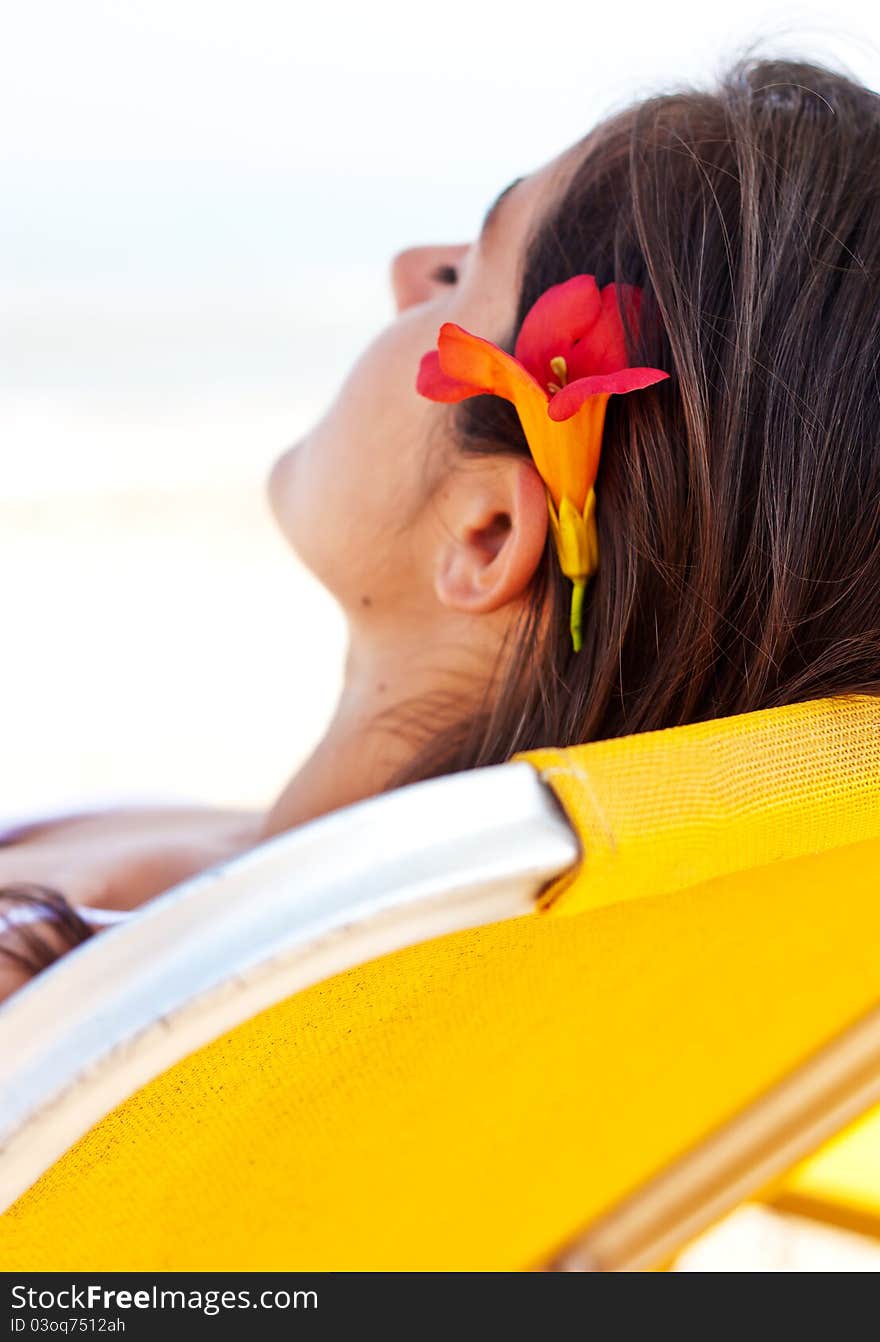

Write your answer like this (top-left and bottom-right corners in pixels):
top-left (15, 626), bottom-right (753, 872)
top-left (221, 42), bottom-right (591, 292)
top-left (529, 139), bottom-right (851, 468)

top-left (258, 626), bottom-right (470, 839)
top-left (259, 688), bottom-right (401, 838)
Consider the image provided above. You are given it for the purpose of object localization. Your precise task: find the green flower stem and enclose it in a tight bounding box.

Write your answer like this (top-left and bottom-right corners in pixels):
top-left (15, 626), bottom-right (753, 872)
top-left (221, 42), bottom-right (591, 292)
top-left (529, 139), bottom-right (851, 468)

top-left (570, 578), bottom-right (586, 653)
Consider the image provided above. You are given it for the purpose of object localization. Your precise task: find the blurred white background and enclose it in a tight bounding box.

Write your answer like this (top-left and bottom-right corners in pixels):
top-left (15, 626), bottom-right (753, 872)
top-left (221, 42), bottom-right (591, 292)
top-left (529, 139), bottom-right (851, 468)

top-left (2, 1), bottom-right (879, 816)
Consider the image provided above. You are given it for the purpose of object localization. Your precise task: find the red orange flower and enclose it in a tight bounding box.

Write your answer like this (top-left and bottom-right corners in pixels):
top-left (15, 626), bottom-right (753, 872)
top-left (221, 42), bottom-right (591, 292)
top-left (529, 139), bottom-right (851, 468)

top-left (416, 274), bottom-right (669, 650)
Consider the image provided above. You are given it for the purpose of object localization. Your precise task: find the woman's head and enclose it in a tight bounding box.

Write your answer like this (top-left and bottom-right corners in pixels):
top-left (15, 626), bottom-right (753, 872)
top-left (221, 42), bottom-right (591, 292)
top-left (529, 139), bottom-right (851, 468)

top-left (267, 142), bottom-right (584, 659)
top-left (269, 52), bottom-right (880, 784)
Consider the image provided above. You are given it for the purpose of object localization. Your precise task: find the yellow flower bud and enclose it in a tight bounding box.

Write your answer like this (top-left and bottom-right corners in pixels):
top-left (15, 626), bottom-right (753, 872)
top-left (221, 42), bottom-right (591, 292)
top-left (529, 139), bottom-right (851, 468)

top-left (546, 488), bottom-right (599, 582)
top-left (546, 488), bottom-right (599, 652)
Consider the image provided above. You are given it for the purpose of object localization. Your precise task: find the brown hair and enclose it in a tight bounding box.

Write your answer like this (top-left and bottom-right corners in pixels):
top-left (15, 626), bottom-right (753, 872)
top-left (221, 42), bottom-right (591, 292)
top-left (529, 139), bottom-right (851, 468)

top-left (384, 51), bottom-right (880, 789)
top-left (5, 51), bottom-right (880, 978)
top-left (0, 884), bottom-right (95, 976)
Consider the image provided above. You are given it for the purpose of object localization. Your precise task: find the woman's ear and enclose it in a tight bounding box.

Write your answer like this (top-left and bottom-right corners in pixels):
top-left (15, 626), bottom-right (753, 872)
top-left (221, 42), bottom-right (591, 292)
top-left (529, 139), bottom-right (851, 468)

top-left (432, 455), bottom-right (549, 615)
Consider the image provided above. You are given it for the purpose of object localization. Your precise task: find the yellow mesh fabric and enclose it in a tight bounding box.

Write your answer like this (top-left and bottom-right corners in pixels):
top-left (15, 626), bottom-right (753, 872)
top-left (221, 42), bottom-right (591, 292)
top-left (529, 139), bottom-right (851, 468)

top-left (1, 694), bottom-right (878, 1270)
top-left (510, 695), bottom-right (880, 914)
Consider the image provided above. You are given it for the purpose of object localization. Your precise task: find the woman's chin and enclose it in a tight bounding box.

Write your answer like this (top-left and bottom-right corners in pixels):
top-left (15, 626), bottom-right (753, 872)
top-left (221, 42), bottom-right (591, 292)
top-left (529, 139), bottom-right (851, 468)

top-left (266, 442), bottom-right (302, 541)
top-left (265, 440), bottom-right (334, 588)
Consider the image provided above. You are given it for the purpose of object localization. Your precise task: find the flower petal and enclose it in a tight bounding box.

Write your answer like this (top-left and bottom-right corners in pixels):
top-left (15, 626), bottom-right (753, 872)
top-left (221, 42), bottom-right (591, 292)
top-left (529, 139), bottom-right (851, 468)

top-left (513, 275), bottom-right (602, 385)
top-left (548, 395), bottom-right (611, 505)
top-left (565, 282), bottom-right (635, 380)
top-left (436, 322), bottom-right (544, 398)
top-left (547, 367), bottom-right (669, 421)
top-left (436, 322), bottom-right (568, 497)
top-left (416, 349), bottom-right (484, 403)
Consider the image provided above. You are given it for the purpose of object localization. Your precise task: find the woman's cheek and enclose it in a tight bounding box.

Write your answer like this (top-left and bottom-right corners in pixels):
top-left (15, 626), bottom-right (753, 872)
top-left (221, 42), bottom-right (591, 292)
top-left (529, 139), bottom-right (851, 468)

top-left (267, 311), bottom-right (443, 590)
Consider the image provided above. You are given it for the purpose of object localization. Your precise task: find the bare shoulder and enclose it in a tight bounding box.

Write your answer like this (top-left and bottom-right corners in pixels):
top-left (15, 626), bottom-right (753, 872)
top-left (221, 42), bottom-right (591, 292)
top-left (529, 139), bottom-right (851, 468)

top-left (6, 805), bottom-right (265, 854)
top-left (0, 805), bottom-right (266, 915)
top-left (0, 806), bottom-right (268, 1004)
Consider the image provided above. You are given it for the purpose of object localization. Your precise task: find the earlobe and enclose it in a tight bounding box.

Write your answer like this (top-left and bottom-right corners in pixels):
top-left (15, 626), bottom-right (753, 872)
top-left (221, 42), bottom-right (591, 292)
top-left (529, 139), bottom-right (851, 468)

top-left (432, 457), bottom-right (549, 616)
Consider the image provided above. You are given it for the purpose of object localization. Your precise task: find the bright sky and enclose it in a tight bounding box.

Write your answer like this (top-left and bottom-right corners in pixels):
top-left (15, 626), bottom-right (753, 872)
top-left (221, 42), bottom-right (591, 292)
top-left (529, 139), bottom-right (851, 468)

top-left (3, 1), bottom-right (878, 495)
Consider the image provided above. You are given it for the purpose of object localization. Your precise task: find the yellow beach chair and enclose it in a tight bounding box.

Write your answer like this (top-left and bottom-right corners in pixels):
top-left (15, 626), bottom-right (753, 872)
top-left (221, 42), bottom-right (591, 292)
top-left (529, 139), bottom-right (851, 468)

top-left (0, 693), bottom-right (878, 1271)
top-left (771, 1102), bottom-right (880, 1242)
